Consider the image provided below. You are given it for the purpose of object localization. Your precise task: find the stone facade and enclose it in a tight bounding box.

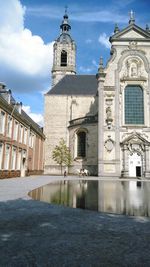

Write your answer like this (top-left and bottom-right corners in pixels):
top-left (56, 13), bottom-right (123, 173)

top-left (44, 12), bottom-right (150, 178)
top-left (44, 94), bottom-right (98, 175)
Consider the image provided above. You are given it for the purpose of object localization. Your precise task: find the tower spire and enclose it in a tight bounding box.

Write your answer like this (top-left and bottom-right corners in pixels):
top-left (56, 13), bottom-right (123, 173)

top-left (51, 9), bottom-right (76, 86)
top-left (98, 56), bottom-right (104, 73)
top-left (60, 7), bottom-right (71, 33)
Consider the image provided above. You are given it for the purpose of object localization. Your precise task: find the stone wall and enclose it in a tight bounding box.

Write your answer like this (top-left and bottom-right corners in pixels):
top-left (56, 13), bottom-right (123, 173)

top-left (44, 94), bottom-right (98, 174)
top-left (98, 25), bottom-right (150, 177)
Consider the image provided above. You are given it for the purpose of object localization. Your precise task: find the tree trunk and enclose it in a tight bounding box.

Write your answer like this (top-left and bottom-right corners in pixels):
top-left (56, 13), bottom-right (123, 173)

top-left (60, 164), bottom-right (62, 175)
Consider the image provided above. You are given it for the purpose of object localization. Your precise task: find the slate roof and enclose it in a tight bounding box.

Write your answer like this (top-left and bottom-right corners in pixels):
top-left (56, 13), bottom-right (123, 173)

top-left (21, 110), bottom-right (44, 137)
top-left (0, 94), bottom-right (44, 138)
top-left (47, 75), bottom-right (98, 95)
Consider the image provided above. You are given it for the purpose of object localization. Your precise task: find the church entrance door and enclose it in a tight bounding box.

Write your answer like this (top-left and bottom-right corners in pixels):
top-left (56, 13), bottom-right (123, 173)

top-left (129, 153), bottom-right (142, 177)
top-left (136, 166), bottom-right (141, 177)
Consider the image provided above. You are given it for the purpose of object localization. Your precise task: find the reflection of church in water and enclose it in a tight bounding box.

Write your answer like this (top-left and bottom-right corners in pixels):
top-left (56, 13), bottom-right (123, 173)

top-left (30, 180), bottom-right (150, 217)
top-left (44, 11), bottom-right (150, 178)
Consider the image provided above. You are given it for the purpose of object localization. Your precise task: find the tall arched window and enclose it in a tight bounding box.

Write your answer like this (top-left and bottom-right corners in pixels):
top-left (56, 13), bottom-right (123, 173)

top-left (77, 131), bottom-right (86, 157)
top-left (61, 50), bottom-right (67, 66)
top-left (125, 85), bottom-right (144, 124)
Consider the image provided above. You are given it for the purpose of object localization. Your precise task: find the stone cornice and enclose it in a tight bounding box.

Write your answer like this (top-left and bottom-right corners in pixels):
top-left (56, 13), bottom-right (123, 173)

top-left (52, 66), bottom-right (76, 72)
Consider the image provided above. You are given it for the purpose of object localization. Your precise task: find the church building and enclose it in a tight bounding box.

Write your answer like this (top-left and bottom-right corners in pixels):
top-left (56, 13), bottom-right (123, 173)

top-left (44, 11), bottom-right (150, 178)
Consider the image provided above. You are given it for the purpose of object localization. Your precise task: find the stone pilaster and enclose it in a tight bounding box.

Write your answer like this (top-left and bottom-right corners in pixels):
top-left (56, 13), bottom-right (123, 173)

top-left (121, 145), bottom-right (129, 177)
top-left (115, 70), bottom-right (121, 176)
top-left (145, 146), bottom-right (150, 178)
top-left (97, 66), bottom-right (106, 176)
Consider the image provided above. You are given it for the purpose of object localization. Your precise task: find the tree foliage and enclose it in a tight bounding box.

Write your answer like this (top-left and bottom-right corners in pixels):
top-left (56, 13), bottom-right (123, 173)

top-left (52, 138), bottom-right (72, 174)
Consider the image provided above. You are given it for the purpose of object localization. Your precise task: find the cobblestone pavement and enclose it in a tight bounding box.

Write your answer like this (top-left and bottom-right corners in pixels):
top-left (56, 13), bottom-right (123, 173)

top-left (0, 176), bottom-right (150, 267)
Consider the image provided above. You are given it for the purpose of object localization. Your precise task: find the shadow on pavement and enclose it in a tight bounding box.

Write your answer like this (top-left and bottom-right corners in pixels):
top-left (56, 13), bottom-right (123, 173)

top-left (0, 198), bottom-right (150, 266)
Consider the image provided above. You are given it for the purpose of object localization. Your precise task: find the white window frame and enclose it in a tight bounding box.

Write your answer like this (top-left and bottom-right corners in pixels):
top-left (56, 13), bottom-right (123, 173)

top-left (13, 121), bottom-right (18, 141)
top-left (24, 128), bottom-right (28, 145)
top-left (7, 115), bottom-right (12, 138)
top-left (0, 143), bottom-right (3, 170)
top-left (17, 149), bottom-right (22, 170)
top-left (4, 144), bottom-right (10, 170)
top-left (0, 111), bottom-right (6, 135)
top-left (29, 132), bottom-right (35, 148)
top-left (11, 146), bottom-right (17, 170)
top-left (19, 125), bottom-right (23, 143)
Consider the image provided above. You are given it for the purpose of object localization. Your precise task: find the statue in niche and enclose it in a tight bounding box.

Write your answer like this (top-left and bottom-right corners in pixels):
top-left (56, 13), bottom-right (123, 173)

top-left (130, 63), bottom-right (138, 77)
top-left (106, 106), bottom-right (112, 119)
top-left (123, 58), bottom-right (142, 79)
top-left (106, 106), bottom-right (113, 127)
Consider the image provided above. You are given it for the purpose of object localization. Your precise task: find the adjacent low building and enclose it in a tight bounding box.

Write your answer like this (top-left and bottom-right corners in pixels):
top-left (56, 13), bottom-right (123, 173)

top-left (0, 83), bottom-right (45, 179)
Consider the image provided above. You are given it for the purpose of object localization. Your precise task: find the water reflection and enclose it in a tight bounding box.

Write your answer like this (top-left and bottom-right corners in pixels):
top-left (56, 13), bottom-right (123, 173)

top-left (29, 180), bottom-right (150, 217)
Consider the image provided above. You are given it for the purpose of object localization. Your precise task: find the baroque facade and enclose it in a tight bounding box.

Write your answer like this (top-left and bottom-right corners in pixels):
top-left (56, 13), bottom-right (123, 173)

top-left (44, 11), bottom-right (150, 178)
top-left (0, 83), bottom-right (45, 178)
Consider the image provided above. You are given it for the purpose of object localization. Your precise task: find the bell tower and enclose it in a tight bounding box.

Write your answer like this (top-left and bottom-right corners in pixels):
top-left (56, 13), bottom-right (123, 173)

top-left (51, 9), bottom-right (76, 86)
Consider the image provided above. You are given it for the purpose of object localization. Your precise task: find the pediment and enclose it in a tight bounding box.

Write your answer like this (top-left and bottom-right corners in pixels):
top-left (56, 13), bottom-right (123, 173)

top-left (121, 132), bottom-right (150, 146)
top-left (119, 30), bottom-right (145, 39)
top-left (110, 24), bottom-right (150, 42)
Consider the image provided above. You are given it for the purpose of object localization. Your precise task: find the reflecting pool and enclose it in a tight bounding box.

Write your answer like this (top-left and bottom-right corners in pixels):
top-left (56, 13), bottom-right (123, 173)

top-left (29, 180), bottom-right (150, 217)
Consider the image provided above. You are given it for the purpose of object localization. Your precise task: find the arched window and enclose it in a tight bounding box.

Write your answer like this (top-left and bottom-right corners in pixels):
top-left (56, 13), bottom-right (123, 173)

top-left (125, 85), bottom-right (144, 124)
top-left (77, 131), bottom-right (86, 157)
top-left (61, 50), bottom-right (67, 66)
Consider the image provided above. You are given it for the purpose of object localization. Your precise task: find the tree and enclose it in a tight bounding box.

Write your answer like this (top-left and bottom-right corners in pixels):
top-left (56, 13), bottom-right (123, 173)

top-left (52, 138), bottom-right (72, 174)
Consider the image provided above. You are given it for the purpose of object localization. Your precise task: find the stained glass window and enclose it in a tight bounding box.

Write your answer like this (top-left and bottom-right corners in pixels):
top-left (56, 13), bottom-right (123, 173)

top-left (125, 85), bottom-right (144, 124)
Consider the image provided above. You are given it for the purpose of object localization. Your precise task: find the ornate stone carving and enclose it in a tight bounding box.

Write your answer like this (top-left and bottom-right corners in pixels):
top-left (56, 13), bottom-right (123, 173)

top-left (118, 50), bottom-right (149, 73)
top-left (128, 41), bottom-right (137, 50)
top-left (105, 136), bottom-right (114, 152)
top-left (122, 57), bottom-right (142, 79)
top-left (106, 106), bottom-right (113, 127)
top-left (104, 92), bottom-right (115, 97)
top-left (121, 132), bottom-right (150, 154)
top-left (105, 98), bottom-right (113, 106)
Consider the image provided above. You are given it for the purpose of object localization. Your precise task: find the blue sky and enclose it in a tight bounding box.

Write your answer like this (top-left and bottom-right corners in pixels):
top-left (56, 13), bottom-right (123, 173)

top-left (0, 0), bottom-right (149, 125)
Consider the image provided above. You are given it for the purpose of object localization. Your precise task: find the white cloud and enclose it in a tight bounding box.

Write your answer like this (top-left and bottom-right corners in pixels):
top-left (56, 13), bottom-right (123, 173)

top-left (98, 33), bottom-right (111, 49)
top-left (85, 39), bottom-right (93, 44)
top-left (72, 11), bottom-right (127, 23)
top-left (79, 60), bottom-right (98, 74)
top-left (22, 105), bottom-right (44, 126)
top-left (79, 66), bottom-right (94, 73)
top-left (27, 5), bottom-right (128, 24)
top-left (0, 0), bottom-right (53, 92)
top-left (0, 0), bottom-right (25, 33)
top-left (92, 60), bottom-right (98, 68)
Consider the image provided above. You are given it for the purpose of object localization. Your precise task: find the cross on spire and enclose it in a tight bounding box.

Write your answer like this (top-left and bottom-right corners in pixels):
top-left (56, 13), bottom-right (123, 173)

top-left (65, 5), bottom-right (68, 15)
top-left (130, 10), bottom-right (134, 19)
top-left (129, 10), bottom-right (135, 24)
